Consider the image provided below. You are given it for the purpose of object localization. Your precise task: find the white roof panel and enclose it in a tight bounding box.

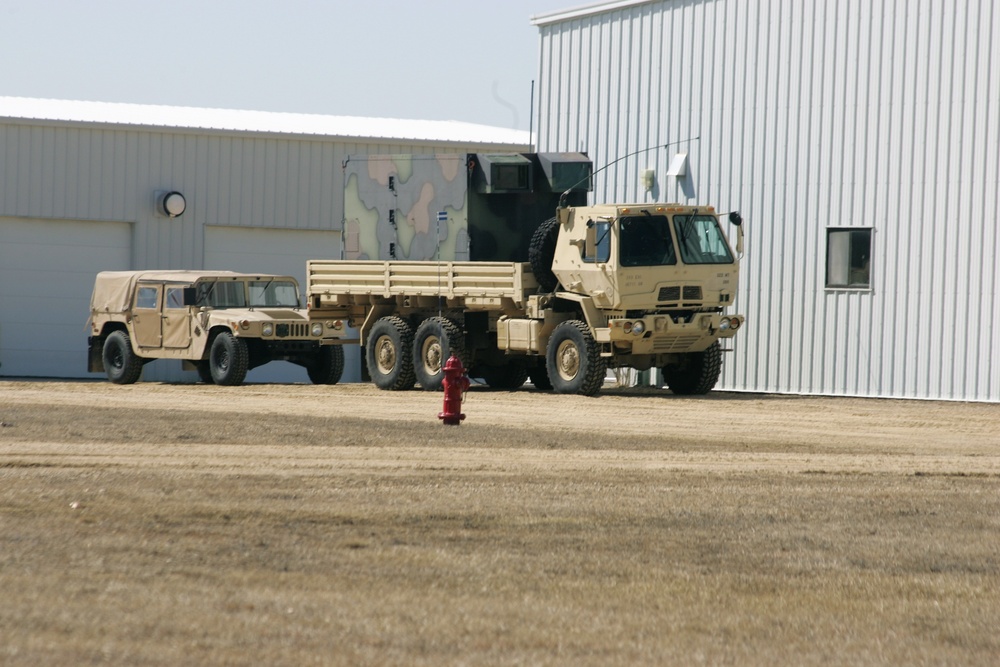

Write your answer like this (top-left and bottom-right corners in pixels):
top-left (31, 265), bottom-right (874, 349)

top-left (0, 97), bottom-right (530, 146)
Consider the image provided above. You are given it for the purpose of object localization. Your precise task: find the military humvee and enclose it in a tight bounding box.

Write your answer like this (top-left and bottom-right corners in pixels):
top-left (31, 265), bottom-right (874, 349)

top-left (88, 270), bottom-right (345, 386)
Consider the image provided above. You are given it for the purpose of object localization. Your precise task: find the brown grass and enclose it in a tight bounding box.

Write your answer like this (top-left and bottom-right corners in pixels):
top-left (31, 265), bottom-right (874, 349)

top-left (1, 381), bottom-right (998, 665)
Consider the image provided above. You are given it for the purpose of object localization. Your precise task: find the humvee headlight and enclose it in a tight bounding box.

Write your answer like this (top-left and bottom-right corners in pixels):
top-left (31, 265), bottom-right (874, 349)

top-left (239, 319), bottom-right (250, 330)
top-left (262, 323), bottom-right (274, 336)
top-left (311, 322), bottom-right (323, 337)
top-left (326, 320), bottom-right (344, 331)
top-left (632, 321), bottom-right (645, 335)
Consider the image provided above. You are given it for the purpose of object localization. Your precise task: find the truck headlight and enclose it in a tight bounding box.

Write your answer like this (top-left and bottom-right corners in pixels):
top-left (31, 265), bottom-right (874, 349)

top-left (719, 317), bottom-right (731, 331)
top-left (311, 322), bottom-right (324, 337)
top-left (632, 321), bottom-right (645, 335)
top-left (262, 323), bottom-right (274, 336)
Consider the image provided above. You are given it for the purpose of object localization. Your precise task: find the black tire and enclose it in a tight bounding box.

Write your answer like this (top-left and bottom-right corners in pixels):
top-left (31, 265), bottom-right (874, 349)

top-left (546, 320), bottom-right (606, 396)
top-left (413, 316), bottom-right (465, 391)
top-left (209, 331), bottom-right (249, 386)
top-left (102, 330), bottom-right (143, 384)
top-left (662, 341), bottom-right (722, 395)
top-left (528, 216), bottom-right (560, 292)
top-left (307, 345), bottom-right (345, 385)
top-left (366, 316), bottom-right (415, 390)
top-left (195, 361), bottom-right (215, 384)
top-left (528, 362), bottom-right (553, 390)
top-left (480, 363), bottom-right (528, 390)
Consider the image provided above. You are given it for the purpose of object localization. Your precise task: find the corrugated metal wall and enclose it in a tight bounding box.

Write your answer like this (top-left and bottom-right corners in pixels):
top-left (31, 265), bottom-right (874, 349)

top-left (535, 0), bottom-right (1000, 402)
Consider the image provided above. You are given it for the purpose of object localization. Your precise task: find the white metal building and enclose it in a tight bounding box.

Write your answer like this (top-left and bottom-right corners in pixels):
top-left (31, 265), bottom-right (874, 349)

top-left (532, 0), bottom-right (999, 402)
top-left (0, 97), bottom-right (529, 383)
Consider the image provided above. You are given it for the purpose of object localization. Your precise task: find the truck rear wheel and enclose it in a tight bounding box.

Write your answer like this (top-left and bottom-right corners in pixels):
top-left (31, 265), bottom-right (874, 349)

top-left (528, 362), bottom-right (553, 390)
top-left (413, 316), bottom-right (465, 391)
top-left (307, 345), bottom-right (345, 385)
top-left (546, 320), bottom-right (606, 396)
top-left (367, 316), bottom-right (415, 390)
top-left (528, 216), bottom-right (560, 292)
top-left (210, 331), bottom-right (249, 386)
top-left (662, 341), bottom-right (722, 395)
top-left (480, 363), bottom-right (528, 390)
top-left (103, 330), bottom-right (143, 384)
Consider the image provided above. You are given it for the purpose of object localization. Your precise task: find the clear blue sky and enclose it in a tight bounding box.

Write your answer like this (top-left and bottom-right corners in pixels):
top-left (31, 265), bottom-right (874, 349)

top-left (1, 0), bottom-right (574, 130)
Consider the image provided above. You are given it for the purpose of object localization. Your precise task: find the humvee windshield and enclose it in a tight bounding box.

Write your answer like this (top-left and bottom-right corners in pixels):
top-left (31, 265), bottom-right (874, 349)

top-left (195, 281), bottom-right (247, 308)
top-left (249, 280), bottom-right (299, 307)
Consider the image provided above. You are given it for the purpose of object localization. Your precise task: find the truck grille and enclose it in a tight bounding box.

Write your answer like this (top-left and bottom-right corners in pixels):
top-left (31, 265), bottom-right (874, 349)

top-left (657, 286), bottom-right (702, 303)
top-left (276, 323), bottom-right (309, 338)
top-left (653, 335), bottom-right (703, 352)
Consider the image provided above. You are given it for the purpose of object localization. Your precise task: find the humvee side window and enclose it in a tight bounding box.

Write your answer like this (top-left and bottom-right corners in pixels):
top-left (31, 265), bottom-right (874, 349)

top-left (135, 286), bottom-right (158, 309)
top-left (165, 287), bottom-right (186, 309)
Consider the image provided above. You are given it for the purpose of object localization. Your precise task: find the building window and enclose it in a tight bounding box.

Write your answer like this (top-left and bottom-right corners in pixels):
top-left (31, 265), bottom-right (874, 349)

top-left (826, 228), bottom-right (872, 288)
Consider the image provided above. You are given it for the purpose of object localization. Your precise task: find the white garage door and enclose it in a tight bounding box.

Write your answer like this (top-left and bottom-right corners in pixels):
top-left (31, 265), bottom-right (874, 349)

top-left (204, 226), bottom-right (361, 383)
top-left (0, 217), bottom-right (132, 378)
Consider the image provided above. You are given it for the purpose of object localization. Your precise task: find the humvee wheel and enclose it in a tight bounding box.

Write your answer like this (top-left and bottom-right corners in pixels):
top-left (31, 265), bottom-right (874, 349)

top-left (528, 216), bottom-right (560, 292)
top-left (366, 316), bottom-right (415, 390)
top-left (662, 341), bottom-right (722, 395)
top-left (413, 316), bottom-right (465, 391)
top-left (307, 345), bottom-right (345, 385)
top-left (546, 320), bottom-right (606, 396)
top-left (195, 361), bottom-right (215, 384)
top-left (103, 330), bottom-right (143, 384)
top-left (209, 331), bottom-right (249, 386)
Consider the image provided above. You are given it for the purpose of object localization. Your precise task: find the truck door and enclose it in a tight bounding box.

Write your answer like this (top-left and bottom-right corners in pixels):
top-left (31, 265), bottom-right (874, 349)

top-left (132, 282), bottom-right (163, 348)
top-left (162, 286), bottom-right (192, 349)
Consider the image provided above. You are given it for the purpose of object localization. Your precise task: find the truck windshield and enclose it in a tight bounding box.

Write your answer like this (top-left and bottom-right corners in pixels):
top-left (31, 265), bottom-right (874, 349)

top-left (249, 280), bottom-right (299, 307)
top-left (195, 281), bottom-right (246, 308)
top-left (619, 215), bottom-right (677, 267)
top-left (673, 215), bottom-right (735, 264)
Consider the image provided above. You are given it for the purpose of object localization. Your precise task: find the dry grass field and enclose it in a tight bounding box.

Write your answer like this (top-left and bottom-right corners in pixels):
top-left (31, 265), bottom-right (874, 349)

top-left (1, 379), bottom-right (998, 666)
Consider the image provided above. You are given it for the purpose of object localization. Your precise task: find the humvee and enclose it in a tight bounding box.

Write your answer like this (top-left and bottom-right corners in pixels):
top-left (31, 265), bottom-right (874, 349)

top-left (88, 270), bottom-right (345, 386)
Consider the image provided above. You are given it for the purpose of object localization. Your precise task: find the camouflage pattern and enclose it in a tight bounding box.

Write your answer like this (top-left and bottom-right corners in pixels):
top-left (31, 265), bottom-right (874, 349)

top-left (342, 152), bottom-right (591, 263)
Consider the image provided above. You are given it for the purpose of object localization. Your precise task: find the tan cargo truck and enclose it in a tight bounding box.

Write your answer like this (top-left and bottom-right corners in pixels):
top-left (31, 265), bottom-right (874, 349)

top-left (88, 270), bottom-right (345, 386)
top-left (307, 203), bottom-right (744, 396)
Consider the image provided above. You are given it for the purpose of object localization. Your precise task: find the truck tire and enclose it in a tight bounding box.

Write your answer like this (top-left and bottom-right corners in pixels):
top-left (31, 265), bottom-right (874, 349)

top-left (209, 331), bottom-right (249, 386)
top-left (102, 330), bottom-right (143, 384)
top-left (546, 320), bottom-right (606, 396)
top-left (480, 363), bottom-right (528, 390)
top-left (662, 341), bottom-right (722, 395)
top-left (367, 316), bottom-right (415, 390)
top-left (413, 316), bottom-right (465, 391)
top-left (528, 362), bottom-right (553, 390)
top-left (307, 345), bottom-right (345, 385)
top-left (528, 216), bottom-right (560, 292)
top-left (195, 361), bottom-right (215, 384)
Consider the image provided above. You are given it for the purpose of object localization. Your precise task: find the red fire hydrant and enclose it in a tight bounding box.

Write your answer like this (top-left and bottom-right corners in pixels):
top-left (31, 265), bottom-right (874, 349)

top-left (438, 354), bottom-right (469, 425)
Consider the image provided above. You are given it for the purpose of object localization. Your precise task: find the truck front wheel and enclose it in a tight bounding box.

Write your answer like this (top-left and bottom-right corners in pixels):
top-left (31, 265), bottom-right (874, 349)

top-left (413, 317), bottom-right (465, 391)
top-left (103, 330), bottom-right (143, 384)
top-left (307, 345), bottom-right (345, 385)
top-left (366, 316), bottom-right (415, 390)
top-left (661, 341), bottom-right (722, 395)
top-left (209, 331), bottom-right (249, 386)
top-left (546, 320), bottom-right (606, 396)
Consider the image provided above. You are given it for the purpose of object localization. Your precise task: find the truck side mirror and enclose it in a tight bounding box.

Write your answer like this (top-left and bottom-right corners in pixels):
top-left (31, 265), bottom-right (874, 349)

top-left (729, 211), bottom-right (743, 227)
top-left (182, 287), bottom-right (199, 306)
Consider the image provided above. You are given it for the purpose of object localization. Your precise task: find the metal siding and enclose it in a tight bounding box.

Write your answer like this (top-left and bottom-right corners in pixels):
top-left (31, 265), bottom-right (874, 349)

top-left (536, 0), bottom-right (1000, 401)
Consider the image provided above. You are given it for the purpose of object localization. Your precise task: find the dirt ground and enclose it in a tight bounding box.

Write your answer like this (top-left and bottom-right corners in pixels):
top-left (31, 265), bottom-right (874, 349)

top-left (2, 379), bottom-right (999, 666)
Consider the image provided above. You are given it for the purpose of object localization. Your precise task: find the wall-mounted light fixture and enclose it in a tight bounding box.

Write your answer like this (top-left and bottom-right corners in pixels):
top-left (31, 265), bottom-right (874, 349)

top-left (155, 190), bottom-right (187, 217)
top-left (666, 153), bottom-right (688, 178)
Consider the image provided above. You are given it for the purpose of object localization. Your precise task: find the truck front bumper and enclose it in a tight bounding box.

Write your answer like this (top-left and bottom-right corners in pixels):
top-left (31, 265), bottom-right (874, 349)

top-left (601, 313), bottom-right (744, 354)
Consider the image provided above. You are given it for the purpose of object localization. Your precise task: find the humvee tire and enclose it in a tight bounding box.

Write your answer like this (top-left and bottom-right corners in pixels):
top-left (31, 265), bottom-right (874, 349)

top-left (103, 330), bottom-right (143, 384)
top-left (413, 316), bottom-right (465, 391)
top-left (546, 320), bottom-right (606, 396)
top-left (366, 316), bottom-right (415, 390)
top-left (307, 345), bottom-right (345, 385)
top-left (662, 341), bottom-right (722, 395)
top-left (209, 331), bottom-right (249, 386)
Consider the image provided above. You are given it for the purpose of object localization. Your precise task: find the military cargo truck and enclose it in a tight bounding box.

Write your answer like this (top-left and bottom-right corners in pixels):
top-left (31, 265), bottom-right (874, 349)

top-left (308, 203), bottom-right (744, 396)
top-left (88, 270), bottom-right (345, 386)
